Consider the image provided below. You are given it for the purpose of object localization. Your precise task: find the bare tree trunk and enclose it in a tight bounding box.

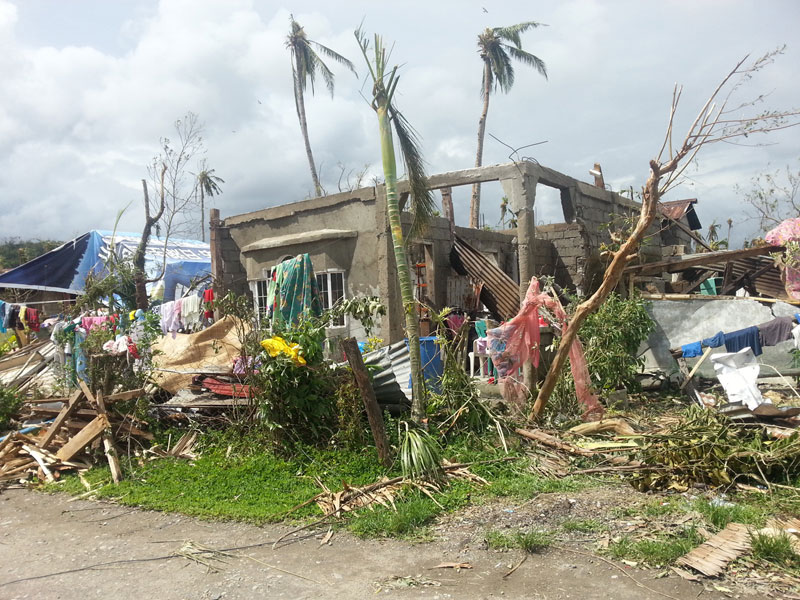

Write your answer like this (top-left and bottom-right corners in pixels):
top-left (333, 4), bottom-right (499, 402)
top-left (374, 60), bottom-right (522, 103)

top-left (293, 67), bottom-right (322, 198)
top-left (470, 59), bottom-right (492, 229)
top-left (134, 168), bottom-right (166, 310)
top-left (530, 161), bottom-right (662, 419)
top-left (199, 187), bottom-right (205, 243)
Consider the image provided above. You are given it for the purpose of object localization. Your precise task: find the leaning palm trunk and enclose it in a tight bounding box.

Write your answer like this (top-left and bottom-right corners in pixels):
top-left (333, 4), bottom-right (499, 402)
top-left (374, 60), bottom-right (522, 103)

top-left (293, 70), bottom-right (322, 197)
top-left (377, 104), bottom-right (426, 422)
top-left (470, 60), bottom-right (492, 229)
top-left (357, 29), bottom-right (436, 423)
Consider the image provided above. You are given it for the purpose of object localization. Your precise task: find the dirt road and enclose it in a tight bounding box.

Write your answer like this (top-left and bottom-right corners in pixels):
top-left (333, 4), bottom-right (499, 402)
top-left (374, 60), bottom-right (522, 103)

top-left (0, 489), bottom-right (723, 599)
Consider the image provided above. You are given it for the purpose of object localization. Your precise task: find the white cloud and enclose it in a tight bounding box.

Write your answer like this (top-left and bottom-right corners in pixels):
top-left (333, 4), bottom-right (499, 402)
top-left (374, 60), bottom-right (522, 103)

top-left (0, 0), bottom-right (797, 245)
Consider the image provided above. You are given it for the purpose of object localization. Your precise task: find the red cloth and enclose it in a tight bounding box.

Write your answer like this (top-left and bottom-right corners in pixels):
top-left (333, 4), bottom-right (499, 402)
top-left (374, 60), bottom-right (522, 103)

top-left (25, 307), bottom-right (40, 332)
top-left (486, 277), bottom-right (604, 420)
top-left (196, 376), bottom-right (250, 398)
top-left (203, 288), bottom-right (215, 319)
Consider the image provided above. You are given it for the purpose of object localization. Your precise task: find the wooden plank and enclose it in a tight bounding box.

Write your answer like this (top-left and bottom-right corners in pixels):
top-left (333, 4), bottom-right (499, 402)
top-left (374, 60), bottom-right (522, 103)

top-left (104, 388), bottom-right (146, 403)
top-left (38, 389), bottom-right (84, 449)
top-left (625, 245), bottom-right (782, 276)
top-left (55, 415), bottom-right (109, 462)
top-left (79, 380), bottom-right (97, 408)
top-left (94, 390), bottom-right (122, 484)
top-left (640, 293), bottom-right (800, 305)
top-left (103, 435), bottom-right (123, 484)
top-left (721, 261), bottom-right (774, 295)
top-left (680, 347), bottom-right (714, 390)
top-left (340, 337), bottom-right (391, 468)
top-left (683, 270), bottom-right (717, 294)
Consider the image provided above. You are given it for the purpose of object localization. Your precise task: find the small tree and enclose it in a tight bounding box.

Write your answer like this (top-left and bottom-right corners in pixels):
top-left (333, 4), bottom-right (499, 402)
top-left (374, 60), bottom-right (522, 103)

top-left (355, 27), bottom-right (436, 423)
top-left (737, 160), bottom-right (800, 236)
top-left (134, 113), bottom-right (217, 308)
top-left (532, 49), bottom-right (800, 419)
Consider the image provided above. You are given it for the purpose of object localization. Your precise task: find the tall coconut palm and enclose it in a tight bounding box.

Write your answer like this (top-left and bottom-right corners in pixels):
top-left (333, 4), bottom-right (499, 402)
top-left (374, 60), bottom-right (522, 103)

top-left (355, 27), bottom-right (436, 423)
top-left (195, 164), bottom-right (224, 242)
top-left (470, 22), bottom-right (547, 229)
top-left (287, 16), bottom-right (356, 198)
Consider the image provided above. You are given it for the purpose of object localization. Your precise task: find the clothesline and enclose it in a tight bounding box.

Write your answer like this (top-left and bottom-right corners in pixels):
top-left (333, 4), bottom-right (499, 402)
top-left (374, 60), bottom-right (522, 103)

top-left (678, 314), bottom-right (800, 358)
top-left (0, 298), bottom-right (78, 305)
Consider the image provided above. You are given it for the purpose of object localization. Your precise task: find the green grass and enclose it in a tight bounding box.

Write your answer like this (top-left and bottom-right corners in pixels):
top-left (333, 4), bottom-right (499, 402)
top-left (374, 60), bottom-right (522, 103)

top-left (608, 527), bottom-right (704, 567)
top-left (750, 531), bottom-right (800, 569)
top-left (693, 498), bottom-right (766, 530)
top-left (486, 529), bottom-right (553, 553)
top-left (51, 445), bottom-right (387, 524)
top-left (561, 518), bottom-right (606, 533)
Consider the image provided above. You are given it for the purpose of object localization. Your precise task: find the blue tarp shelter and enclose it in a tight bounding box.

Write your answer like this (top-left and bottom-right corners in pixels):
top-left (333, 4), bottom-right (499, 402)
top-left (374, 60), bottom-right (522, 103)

top-left (0, 230), bottom-right (211, 303)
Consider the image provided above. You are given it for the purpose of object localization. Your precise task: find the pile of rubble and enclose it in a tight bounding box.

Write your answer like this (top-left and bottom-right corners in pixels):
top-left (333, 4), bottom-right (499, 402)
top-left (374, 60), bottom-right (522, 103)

top-left (1, 383), bottom-right (150, 484)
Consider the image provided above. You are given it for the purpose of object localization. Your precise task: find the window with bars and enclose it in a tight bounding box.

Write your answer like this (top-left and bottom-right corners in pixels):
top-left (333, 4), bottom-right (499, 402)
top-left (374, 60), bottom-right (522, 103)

top-left (316, 271), bottom-right (345, 327)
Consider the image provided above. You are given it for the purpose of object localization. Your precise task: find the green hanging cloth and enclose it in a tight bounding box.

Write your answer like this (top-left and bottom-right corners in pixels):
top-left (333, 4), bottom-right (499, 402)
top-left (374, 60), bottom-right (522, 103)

top-left (272, 254), bottom-right (323, 327)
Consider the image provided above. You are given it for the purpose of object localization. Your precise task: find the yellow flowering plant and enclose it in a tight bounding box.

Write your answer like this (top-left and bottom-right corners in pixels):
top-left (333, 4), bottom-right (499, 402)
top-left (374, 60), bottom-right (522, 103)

top-left (260, 336), bottom-right (307, 366)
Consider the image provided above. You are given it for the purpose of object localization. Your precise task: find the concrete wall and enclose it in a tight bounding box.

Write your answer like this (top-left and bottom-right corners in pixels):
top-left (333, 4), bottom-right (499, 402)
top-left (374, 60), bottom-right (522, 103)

top-left (221, 187), bottom-right (381, 340)
top-left (216, 161), bottom-right (685, 344)
top-left (642, 298), bottom-right (799, 380)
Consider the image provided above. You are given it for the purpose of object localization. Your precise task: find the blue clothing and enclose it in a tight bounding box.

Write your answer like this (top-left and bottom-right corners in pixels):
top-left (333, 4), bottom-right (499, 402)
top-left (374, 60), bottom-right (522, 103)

top-left (724, 326), bottom-right (762, 356)
top-left (795, 313), bottom-right (800, 324)
top-left (0, 301), bottom-right (5, 334)
top-left (681, 341), bottom-right (703, 358)
top-left (701, 331), bottom-right (725, 348)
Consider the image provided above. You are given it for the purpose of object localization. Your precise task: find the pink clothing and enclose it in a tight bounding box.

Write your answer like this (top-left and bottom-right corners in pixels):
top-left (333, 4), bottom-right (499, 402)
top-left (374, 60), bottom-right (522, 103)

top-left (486, 277), bottom-right (603, 420)
top-left (766, 218), bottom-right (800, 300)
top-left (81, 316), bottom-right (111, 332)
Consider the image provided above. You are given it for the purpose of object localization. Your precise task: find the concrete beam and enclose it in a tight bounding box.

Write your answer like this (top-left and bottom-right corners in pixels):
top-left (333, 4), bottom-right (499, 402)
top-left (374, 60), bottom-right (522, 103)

top-left (224, 186), bottom-right (377, 226)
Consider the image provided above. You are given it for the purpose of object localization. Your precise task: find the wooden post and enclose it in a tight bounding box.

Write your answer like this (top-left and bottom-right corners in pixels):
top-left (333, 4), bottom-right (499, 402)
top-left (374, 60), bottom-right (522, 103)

top-left (340, 337), bottom-right (392, 468)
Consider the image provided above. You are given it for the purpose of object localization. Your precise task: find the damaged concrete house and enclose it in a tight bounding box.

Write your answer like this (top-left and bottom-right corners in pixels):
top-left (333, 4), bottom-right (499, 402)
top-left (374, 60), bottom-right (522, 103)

top-left (209, 161), bottom-right (705, 344)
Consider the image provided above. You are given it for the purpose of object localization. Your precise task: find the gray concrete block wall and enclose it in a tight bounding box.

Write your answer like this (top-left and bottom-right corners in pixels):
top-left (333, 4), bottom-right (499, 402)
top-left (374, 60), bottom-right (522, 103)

top-left (215, 223), bottom-right (249, 298)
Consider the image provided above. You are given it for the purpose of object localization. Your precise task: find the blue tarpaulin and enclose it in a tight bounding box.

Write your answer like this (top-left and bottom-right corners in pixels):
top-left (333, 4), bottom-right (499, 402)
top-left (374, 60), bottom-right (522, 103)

top-left (0, 230), bottom-right (211, 302)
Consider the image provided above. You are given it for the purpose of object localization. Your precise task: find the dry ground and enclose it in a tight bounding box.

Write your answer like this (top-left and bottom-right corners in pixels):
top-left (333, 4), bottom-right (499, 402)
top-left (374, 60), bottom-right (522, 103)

top-left (0, 488), bottom-right (730, 600)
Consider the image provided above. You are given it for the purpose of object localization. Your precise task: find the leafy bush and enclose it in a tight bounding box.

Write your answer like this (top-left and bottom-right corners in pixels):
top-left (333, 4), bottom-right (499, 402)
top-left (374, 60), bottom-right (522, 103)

top-left (0, 386), bottom-right (22, 432)
top-left (579, 292), bottom-right (654, 393)
top-left (249, 318), bottom-right (340, 446)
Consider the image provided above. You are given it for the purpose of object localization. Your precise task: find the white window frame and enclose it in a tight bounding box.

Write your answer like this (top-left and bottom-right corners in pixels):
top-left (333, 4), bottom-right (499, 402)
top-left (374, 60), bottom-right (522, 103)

top-left (253, 279), bottom-right (270, 325)
top-left (316, 270), bottom-right (346, 328)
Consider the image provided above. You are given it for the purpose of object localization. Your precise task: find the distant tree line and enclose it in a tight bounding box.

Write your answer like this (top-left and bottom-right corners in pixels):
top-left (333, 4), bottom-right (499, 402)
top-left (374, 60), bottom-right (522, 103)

top-left (0, 238), bottom-right (62, 270)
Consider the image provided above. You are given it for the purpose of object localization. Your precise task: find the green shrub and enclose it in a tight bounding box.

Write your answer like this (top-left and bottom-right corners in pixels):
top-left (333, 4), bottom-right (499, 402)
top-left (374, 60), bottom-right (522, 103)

top-left (0, 386), bottom-right (22, 432)
top-left (578, 292), bottom-right (654, 393)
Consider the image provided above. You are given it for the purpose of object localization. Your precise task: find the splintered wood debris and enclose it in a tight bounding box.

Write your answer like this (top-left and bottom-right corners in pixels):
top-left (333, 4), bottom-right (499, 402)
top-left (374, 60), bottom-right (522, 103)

top-left (1, 386), bottom-right (151, 485)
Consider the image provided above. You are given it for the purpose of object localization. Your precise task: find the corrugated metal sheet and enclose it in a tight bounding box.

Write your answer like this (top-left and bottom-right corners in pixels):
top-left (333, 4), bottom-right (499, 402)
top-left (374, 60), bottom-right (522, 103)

top-left (659, 199), bottom-right (701, 229)
top-left (450, 236), bottom-right (520, 321)
top-left (360, 340), bottom-right (411, 411)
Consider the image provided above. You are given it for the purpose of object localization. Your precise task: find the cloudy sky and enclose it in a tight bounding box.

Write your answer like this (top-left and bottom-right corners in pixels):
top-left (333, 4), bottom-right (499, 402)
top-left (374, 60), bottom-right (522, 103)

top-left (1, 0), bottom-right (798, 247)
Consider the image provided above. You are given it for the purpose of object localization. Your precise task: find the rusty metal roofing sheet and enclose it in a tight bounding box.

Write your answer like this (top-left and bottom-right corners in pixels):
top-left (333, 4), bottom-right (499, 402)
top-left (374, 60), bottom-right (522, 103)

top-left (450, 236), bottom-right (520, 321)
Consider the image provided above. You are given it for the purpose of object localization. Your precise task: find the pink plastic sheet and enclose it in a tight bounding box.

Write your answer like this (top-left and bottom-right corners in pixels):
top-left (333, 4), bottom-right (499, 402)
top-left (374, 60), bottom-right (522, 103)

top-left (766, 218), bottom-right (800, 300)
top-left (487, 277), bottom-right (604, 420)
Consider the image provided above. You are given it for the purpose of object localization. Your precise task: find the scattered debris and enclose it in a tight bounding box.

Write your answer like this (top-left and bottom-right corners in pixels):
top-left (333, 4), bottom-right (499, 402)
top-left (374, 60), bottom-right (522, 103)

top-left (431, 561), bottom-right (472, 570)
top-left (1, 386), bottom-right (150, 485)
top-left (676, 523), bottom-right (751, 577)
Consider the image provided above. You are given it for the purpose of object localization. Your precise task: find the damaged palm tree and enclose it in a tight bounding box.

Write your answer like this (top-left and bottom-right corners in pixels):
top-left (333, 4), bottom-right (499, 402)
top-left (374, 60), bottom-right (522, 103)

top-left (355, 27), bottom-right (437, 423)
top-left (532, 48), bottom-right (800, 420)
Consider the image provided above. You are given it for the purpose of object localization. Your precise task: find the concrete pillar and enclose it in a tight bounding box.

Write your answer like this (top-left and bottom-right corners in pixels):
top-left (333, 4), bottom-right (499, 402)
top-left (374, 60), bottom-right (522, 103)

top-left (209, 208), bottom-right (225, 296)
top-left (441, 187), bottom-right (455, 233)
top-left (502, 171), bottom-right (538, 396)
